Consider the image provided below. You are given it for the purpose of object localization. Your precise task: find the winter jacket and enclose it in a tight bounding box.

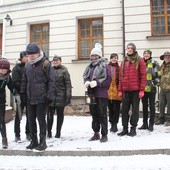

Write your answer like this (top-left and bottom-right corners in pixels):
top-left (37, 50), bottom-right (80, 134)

top-left (144, 58), bottom-right (161, 93)
top-left (84, 59), bottom-right (112, 99)
top-left (53, 65), bottom-right (72, 107)
top-left (0, 73), bottom-right (17, 104)
top-left (160, 61), bottom-right (170, 92)
top-left (12, 63), bottom-right (25, 94)
top-left (21, 57), bottom-right (55, 105)
top-left (108, 63), bottom-right (122, 101)
top-left (119, 53), bottom-right (146, 92)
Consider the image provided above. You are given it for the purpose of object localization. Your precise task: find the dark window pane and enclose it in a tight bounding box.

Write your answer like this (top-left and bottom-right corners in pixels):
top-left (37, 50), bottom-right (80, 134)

top-left (153, 17), bottom-right (165, 34)
top-left (152, 0), bottom-right (164, 15)
top-left (42, 25), bottom-right (49, 41)
top-left (80, 40), bottom-right (90, 58)
top-left (32, 26), bottom-right (41, 42)
top-left (80, 21), bottom-right (90, 38)
top-left (92, 20), bottom-right (103, 37)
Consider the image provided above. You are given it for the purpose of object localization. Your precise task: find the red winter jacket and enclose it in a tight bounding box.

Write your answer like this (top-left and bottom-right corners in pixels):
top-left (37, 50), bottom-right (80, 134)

top-left (118, 56), bottom-right (146, 92)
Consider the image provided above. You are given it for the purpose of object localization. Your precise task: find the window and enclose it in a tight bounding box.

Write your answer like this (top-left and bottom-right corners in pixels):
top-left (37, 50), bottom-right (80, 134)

top-left (78, 18), bottom-right (103, 59)
top-left (30, 23), bottom-right (49, 57)
top-left (0, 24), bottom-right (2, 56)
top-left (151, 0), bottom-right (170, 35)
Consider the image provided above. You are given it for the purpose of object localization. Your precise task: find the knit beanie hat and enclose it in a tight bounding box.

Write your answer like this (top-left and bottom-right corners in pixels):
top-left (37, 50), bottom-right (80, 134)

top-left (90, 43), bottom-right (102, 57)
top-left (26, 44), bottom-right (40, 55)
top-left (0, 58), bottom-right (10, 70)
top-left (143, 49), bottom-right (152, 56)
top-left (127, 43), bottom-right (136, 52)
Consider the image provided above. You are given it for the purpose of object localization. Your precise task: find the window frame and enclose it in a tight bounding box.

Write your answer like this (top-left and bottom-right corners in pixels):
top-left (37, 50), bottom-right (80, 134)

top-left (78, 17), bottom-right (103, 60)
top-left (30, 23), bottom-right (49, 56)
top-left (151, 0), bottom-right (170, 36)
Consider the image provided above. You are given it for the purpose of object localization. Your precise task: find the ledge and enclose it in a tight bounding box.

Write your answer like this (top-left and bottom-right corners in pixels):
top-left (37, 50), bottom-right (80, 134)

top-left (146, 35), bottom-right (170, 40)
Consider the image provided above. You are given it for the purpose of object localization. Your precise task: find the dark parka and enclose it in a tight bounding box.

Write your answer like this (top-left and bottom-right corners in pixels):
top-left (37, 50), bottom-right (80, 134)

top-left (53, 65), bottom-right (72, 107)
top-left (21, 57), bottom-right (55, 104)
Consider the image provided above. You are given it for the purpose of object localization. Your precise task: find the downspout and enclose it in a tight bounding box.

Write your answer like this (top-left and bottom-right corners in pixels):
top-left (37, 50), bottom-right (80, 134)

top-left (121, 0), bottom-right (125, 57)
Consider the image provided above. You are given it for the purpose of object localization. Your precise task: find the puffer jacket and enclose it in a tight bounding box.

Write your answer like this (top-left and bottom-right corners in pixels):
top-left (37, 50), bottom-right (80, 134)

top-left (21, 57), bottom-right (55, 104)
top-left (53, 65), bottom-right (72, 107)
top-left (160, 61), bottom-right (170, 92)
top-left (119, 55), bottom-right (146, 92)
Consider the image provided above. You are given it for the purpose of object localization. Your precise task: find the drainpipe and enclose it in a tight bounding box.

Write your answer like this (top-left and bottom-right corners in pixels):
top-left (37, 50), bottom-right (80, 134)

top-left (121, 0), bottom-right (125, 57)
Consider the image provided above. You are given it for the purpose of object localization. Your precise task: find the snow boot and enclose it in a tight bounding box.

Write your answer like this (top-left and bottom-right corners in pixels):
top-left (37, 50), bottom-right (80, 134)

top-left (127, 127), bottom-right (136, 137)
top-left (148, 124), bottom-right (154, 131)
top-left (55, 132), bottom-right (61, 138)
top-left (100, 135), bottom-right (108, 143)
top-left (89, 132), bottom-right (100, 141)
top-left (26, 134), bottom-right (38, 149)
top-left (110, 124), bottom-right (118, 133)
top-left (155, 117), bottom-right (164, 125)
top-left (47, 131), bottom-right (52, 138)
top-left (35, 135), bottom-right (47, 151)
top-left (15, 136), bottom-right (21, 143)
top-left (138, 123), bottom-right (148, 130)
top-left (117, 127), bottom-right (128, 136)
top-left (2, 137), bottom-right (8, 149)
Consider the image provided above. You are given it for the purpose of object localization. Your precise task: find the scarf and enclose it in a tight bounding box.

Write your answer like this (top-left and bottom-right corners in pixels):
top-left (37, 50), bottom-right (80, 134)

top-left (83, 58), bottom-right (107, 84)
top-left (108, 62), bottom-right (119, 86)
top-left (28, 51), bottom-right (44, 65)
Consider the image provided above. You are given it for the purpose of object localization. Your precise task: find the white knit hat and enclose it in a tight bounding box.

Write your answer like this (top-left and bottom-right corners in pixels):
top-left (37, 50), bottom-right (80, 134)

top-left (90, 43), bottom-right (102, 57)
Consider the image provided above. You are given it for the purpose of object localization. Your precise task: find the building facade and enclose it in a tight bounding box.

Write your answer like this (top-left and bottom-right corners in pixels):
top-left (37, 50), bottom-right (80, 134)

top-left (0, 0), bottom-right (169, 105)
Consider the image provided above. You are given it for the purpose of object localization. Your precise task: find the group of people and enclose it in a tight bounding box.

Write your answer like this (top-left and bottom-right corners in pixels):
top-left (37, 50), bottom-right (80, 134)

top-left (83, 42), bottom-right (170, 142)
top-left (0, 42), bottom-right (169, 150)
top-left (0, 43), bottom-right (72, 150)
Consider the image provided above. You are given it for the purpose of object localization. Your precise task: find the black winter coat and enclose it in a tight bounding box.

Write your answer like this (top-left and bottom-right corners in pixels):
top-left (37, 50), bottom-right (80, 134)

top-left (21, 57), bottom-right (55, 105)
top-left (53, 65), bottom-right (72, 107)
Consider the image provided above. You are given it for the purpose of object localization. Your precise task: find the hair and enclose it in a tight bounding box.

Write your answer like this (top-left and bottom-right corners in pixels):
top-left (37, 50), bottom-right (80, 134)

top-left (110, 53), bottom-right (118, 59)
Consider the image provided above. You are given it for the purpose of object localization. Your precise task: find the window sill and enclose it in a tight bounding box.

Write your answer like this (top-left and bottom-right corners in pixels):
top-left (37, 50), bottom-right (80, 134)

top-left (71, 59), bottom-right (90, 64)
top-left (146, 35), bottom-right (170, 40)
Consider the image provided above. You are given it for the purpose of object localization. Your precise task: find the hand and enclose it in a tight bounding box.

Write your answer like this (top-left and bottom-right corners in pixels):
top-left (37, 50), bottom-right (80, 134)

top-left (90, 80), bottom-right (97, 88)
top-left (84, 81), bottom-right (90, 88)
top-left (15, 95), bottom-right (21, 105)
top-left (139, 91), bottom-right (144, 98)
top-left (65, 98), bottom-right (71, 106)
top-left (118, 92), bottom-right (122, 97)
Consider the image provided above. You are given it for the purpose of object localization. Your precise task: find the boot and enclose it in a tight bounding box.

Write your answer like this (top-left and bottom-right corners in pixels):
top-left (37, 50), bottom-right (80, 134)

top-left (2, 137), bottom-right (8, 149)
top-left (26, 134), bottom-right (38, 150)
top-left (100, 135), bottom-right (108, 143)
top-left (15, 136), bottom-right (21, 143)
top-left (55, 132), bottom-right (60, 138)
top-left (35, 135), bottom-right (47, 151)
top-left (155, 117), bottom-right (164, 125)
top-left (148, 124), bottom-right (154, 131)
top-left (110, 124), bottom-right (118, 133)
top-left (89, 132), bottom-right (100, 141)
top-left (26, 134), bottom-right (31, 141)
top-left (47, 131), bottom-right (52, 138)
top-left (117, 127), bottom-right (128, 136)
top-left (127, 127), bottom-right (136, 137)
top-left (138, 123), bottom-right (148, 130)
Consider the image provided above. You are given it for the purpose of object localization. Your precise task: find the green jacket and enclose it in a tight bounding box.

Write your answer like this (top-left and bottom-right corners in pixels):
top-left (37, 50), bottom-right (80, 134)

top-left (160, 61), bottom-right (170, 92)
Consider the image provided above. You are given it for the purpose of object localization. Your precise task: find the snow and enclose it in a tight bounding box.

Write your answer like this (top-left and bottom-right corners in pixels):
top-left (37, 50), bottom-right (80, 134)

top-left (0, 115), bottom-right (170, 169)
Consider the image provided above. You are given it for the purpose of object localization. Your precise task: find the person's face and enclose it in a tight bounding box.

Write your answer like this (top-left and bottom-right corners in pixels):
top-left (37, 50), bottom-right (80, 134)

top-left (164, 55), bottom-right (170, 63)
top-left (53, 59), bottom-right (61, 66)
top-left (0, 69), bottom-right (8, 75)
top-left (127, 45), bottom-right (134, 55)
top-left (110, 56), bottom-right (118, 63)
top-left (27, 53), bottom-right (39, 61)
top-left (143, 52), bottom-right (151, 60)
top-left (21, 56), bottom-right (28, 63)
top-left (90, 55), bottom-right (99, 61)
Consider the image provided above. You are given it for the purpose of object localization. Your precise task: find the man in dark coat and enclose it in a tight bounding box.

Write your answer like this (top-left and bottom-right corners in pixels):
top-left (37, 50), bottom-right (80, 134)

top-left (12, 51), bottom-right (30, 142)
top-left (21, 44), bottom-right (55, 151)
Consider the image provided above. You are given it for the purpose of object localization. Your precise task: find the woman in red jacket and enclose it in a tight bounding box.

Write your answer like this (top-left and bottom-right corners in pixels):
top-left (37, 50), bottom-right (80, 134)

top-left (117, 43), bottom-right (146, 137)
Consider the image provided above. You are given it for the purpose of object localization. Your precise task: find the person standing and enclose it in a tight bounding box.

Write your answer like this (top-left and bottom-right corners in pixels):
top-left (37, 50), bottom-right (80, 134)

top-left (83, 43), bottom-right (111, 142)
top-left (12, 51), bottom-right (30, 142)
top-left (47, 55), bottom-right (72, 138)
top-left (138, 49), bottom-right (161, 131)
top-left (155, 51), bottom-right (170, 125)
top-left (0, 58), bottom-right (20, 149)
top-left (117, 43), bottom-right (146, 137)
top-left (21, 44), bottom-right (55, 151)
top-left (108, 53), bottom-right (122, 132)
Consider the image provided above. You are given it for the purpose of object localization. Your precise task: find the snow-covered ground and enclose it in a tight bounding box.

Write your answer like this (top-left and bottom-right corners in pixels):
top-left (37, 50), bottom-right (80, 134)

top-left (0, 115), bottom-right (170, 169)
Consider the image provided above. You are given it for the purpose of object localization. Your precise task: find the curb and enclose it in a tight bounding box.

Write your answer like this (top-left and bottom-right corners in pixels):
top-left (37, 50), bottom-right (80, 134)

top-left (0, 149), bottom-right (170, 156)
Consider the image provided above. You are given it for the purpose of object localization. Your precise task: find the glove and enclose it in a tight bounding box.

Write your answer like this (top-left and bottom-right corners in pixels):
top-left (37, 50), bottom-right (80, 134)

top-left (139, 91), bottom-right (144, 98)
top-left (15, 95), bottom-right (21, 105)
top-left (65, 98), bottom-right (71, 106)
top-left (118, 92), bottom-right (122, 97)
top-left (84, 81), bottom-right (90, 88)
top-left (90, 80), bottom-right (97, 88)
